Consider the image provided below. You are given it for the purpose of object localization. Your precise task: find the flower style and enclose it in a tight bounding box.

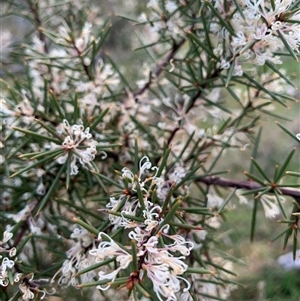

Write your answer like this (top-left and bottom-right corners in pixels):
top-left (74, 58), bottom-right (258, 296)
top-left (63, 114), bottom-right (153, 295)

top-left (122, 156), bottom-right (159, 192)
top-left (56, 119), bottom-right (98, 175)
top-left (0, 257), bottom-right (15, 287)
top-left (19, 283), bottom-right (35, 300)
top-left (18, 273), bottom-right (51, 300)
top-left (51, 227), bottom-right (96, 287)
top-left (0, 231), bottom-right (17, 287)
top-left (89, 233), bottom-right (132, 290)
top-left (105, 156), bottom-right (164, 231)
top-left (141, 229), bottom-right (193, 301)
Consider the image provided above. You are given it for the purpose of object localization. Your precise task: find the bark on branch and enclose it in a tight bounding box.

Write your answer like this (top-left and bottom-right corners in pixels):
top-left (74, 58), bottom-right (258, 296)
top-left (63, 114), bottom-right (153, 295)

top-left (196, 175), bottom-right (300, 203)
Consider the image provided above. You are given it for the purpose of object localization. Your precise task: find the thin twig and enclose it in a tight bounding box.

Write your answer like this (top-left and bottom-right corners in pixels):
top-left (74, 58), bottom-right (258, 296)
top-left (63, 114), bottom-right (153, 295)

top-left (196, 175), bottom-right (300, 202)
top-left (27, 0), bottom-right (48, 53)
top-left (133, 37), bottom-right (187, 99)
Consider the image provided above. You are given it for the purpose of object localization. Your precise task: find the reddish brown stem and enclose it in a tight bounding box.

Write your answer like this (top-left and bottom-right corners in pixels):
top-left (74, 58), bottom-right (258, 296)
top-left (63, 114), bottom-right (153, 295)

top-left (196, 175), bottom-right (300, 202)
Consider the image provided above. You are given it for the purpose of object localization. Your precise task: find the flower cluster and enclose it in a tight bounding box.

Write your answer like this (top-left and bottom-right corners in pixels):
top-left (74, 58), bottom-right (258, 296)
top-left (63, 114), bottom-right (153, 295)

top-left (89, 233), bottom-right (132, 290)
top-left (0, 231), bottom-right (16, 287)
top-left (0, 231), bottom-right (50, 300)
top-left (213, 0), bottom-right (300, 74)
top-left (140, 227), bottom-right (193, 301)
top-left (139, 0), bottom-right (185, 40)
top-left (55, 120), bottom-right (98, 175)
top-left (51, 227), bottom-right (96, 287)
top-left (87, 157), bottom-right (194, 300)
top-left (106, 156), bottom-right (187, 228)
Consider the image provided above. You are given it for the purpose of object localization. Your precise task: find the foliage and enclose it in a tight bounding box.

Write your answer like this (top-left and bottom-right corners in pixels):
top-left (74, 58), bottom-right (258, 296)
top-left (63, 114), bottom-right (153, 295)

top-left (0, 0), bottom-right (299, 300)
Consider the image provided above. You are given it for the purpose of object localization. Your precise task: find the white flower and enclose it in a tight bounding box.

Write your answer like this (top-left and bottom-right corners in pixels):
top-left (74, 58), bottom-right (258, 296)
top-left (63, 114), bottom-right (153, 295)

top-left (28, 217), bottom-right (42, 235)
top-left (165, 1), bottom-right (178, 13)
top-left (142, 260), bottom-right (190, 301)
top-left (70, 227), bottom-right (93, 248)
top-left (156, 180), bottom-right (171, 201)
top-left (235, 189), bottom-right (249, 204)
top-left (169, 165), bottom-right (186, 184)
top-left (6, 201), bottom-right (37, 223)
top-left (206, 215), bottom-right (222, 229)
top-left (89, 233), bottom-right (132, 290)
top-left (2, 257), bottom-right (14, 270)
top-left (36, 181), bottom-right (46, 196)
top-left (143, 206), bottom-right (162, 232)
top-left (0, 268), bottom-right (9, 287)
top-left (9, 247), bottom-right (16, 257)
top-left (217, 0), bottom-right (300, 71)
top-left (75, 22), bottom-right (93, 52)
top-left (19, 282), bottom-right (35, 300)
top-left (162, 230), bottom-right (194, 256)
top-left (56, 120), bottom-right (98, 175)
top-left (58, 24), bottom-right (72, 42)
top-left (97, 269), bottom-right (121, 290)
top-left (178, 291), bottom-right (193, 301)
top-left (57, 258), bottom-right (78, 287)
top-left (231, 31), bottom-right (246, 50)
top-left (14, 273), bottom-right (22, 282)
top-left (207, 187), bottom-right (223, 209)
top-left (128, 227), bottom-right (148, 245)
top-left (99, 158), bottom-right (194, 298)
top-left (139, 226), bottom-right (193, 300)
top-left (122, 156), bottom-right (159, 193)
top-left (1, 231), bottom-right (13, 244)
top-left (233, 64), bottom-right (243, 76)
top-left (0, 256), bottom-right (14, 286)
top-left (155, 250), bottom-right (188, 274)
top-left (260, 194), bottom-right (283, 219)
top-left (220, 59), bottom-right (230, 69)
top-left (138, 156), bottom-right (158, 180)
top-left (121, 167), bottom-right (134, 181)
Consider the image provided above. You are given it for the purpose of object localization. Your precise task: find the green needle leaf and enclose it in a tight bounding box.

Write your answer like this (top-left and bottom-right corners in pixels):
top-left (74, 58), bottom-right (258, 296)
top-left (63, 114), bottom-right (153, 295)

top-left (34, 118), bottom-right (63, 140)
top-left (250, 198), bottom-right (258, 242)
top-left (72, 217), bottom-right (99, 236)
top-left (277, 30), bottom-right (299, 62)
top-left (76, 258), bottom-right (115, 276)
top-left (275, 122), bottom-right (300, 143)
top-left (250, 157), bottom-right (271, 183)
top-left (11, 126), bottom-right (61, 144)
top-left (35, 163), bottom-right (66, 215)
top-left (249, 127), bottom-right (262, 174)
top-left (131, 240), bottom-right (138, 272)
top-left (155, 199), bottom-right (182, 234)
top-left (274, 148), bottom-right (296, 183)
top-left (186, 267), bottom-right (211, 274)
